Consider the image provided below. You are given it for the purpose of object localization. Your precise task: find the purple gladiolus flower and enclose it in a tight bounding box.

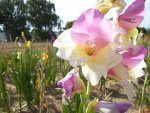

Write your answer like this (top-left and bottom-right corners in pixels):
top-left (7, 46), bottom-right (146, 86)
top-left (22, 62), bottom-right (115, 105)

top-left (122, 46), bottom-right (147, 69)
top-left (94, 101), bottom-right (131, 113)
top-left (57, 68), bottom-right (83, 97)
top-left (118, 0), bottom-right (145, 30)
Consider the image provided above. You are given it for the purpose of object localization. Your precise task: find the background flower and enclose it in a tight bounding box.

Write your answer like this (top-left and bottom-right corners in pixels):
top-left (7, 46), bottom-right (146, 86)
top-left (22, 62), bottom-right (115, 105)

top-left (94, 101), bottom-right (131, 113)
top-left (57, 68), bottom-right (83, 97)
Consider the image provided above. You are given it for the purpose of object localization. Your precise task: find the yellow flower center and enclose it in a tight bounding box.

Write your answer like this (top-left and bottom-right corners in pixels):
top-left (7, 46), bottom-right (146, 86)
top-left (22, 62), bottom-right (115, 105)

top-left (83, 41), bottom-right (96, 56)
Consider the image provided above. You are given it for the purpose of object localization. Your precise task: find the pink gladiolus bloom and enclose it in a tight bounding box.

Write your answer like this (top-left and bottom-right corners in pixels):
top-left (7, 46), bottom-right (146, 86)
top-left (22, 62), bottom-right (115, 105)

top-left (118, 0), bottom-right (145, 30)
top-left (122, 46), bottom-right (147, 69)
top-left (122, 46), bottom-right (147, 83)
top-left (94, 101), bottom-right (131, 113)
top-left (57, 68), bottom-right (83, 97)
top-left (108, 46), bottom-right (147, 100)
top-left (53, 8), bottom-right (121, 86)
top-left (71, 8), bottom-right (116, 49)
top-left (108, 64), bottom-right (134, 100)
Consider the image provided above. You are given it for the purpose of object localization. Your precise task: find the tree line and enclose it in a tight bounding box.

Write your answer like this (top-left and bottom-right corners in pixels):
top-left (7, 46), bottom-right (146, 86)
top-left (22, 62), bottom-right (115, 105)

top-left (0, 0), bottom-right (61, 41)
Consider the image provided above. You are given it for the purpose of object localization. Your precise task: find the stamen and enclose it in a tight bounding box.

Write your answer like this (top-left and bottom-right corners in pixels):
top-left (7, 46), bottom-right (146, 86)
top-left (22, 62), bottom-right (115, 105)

top-left (83, 41), bottom-right (96, 56)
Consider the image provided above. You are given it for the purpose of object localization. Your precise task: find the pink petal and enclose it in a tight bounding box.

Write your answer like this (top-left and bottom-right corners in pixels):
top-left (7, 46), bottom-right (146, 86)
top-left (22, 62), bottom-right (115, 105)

top-left (122, 46), bottom-right (147, 69)
top-left (57, 72), bottom-right (74, 97)
top-left (57, 68), bottom-right (83, 97)
top-left (118, 0), bottom-right (145, 30)
top-left (71, 8), bottom-right (117, 50)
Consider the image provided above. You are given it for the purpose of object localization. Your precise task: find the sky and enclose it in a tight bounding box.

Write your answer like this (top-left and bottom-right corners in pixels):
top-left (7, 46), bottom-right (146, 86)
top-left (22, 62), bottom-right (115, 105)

top-left (51, 0), bottom-right (150, 28)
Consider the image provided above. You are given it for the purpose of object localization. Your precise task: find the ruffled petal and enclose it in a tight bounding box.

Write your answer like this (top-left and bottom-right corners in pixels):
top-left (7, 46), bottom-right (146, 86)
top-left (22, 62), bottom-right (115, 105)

top-left (128, 60), bottom-right (146, 84)
top-left (108, 64), bottom-right (128, 81)
top-left (118, 0), bottom-right (145, 30)
top-left (53, 29), bottom-right (90, 67)
top-left (71, 8), bottom-right (117, 50)
top-left (57, 71), bottom-right (74, 96)
top-left (122, 46), bottom-right (147, 69)
top-left (82, 45), bottom-right (121, 86)
top-left (57, 68), bottom-right (83, 97)
top-left (108, 64), bottom-right (134, 101)
top-left (82, 61), bottom-right (107, 86)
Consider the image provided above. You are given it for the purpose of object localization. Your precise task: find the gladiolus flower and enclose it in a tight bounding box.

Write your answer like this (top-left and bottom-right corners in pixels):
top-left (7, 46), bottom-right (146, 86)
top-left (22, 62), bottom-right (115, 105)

top-left (118, 28), bottom-right (139, 49)
top-left (122, 46), bottom-right (147, 83)
top-left (42, 52), bottom-right (48, 61)
top-left (53, 8), bottom-right (121, 86)
top-left (108, 46), bottom-right (147, 100)
top-left (111, 0), bottom-right (145, 51)
top-left (21, 31), bottom-right (25, 37)
top-left (57, 68), bottom-right (83, 97)
top-left (97, 0), bottom-right (125, 14)
top-left (94, 101), bottom-right (131, 113)
top-left (122, 46), bottom-right (147, 69)
top-left (118, 0), bottom-right (145, 30)
top-left (26, 41), bottom-right (31, 48)
top-left (108, 64), bottom-right (135, 100)
top-left (112, 0), bottom-right (145, 46)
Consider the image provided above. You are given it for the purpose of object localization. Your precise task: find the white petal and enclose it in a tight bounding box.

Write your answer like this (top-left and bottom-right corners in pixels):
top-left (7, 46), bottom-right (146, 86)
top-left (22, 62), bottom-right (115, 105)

top-left (108, 64), bottom-right (128, 81)
top-left (53, 29), bottom-right (89, 67)
top-left (82, 62), bottom-right (107, 86)
top-left (128, 60), bottom-right (146, 84)
top-left (82, 45), bottom-right (122, 86)
top-left (53, 29), bottom-right (75, 48)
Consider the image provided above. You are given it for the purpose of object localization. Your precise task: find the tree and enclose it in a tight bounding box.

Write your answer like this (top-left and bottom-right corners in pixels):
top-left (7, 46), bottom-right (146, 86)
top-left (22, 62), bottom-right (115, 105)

top-left (0, 0), bottom-right (61, 41)
top-left (137, 27), bottom-right (147, 35)
top-left (64, 20), bottom-right (75, 30)
top-left (0, 0), bottom-right (29, 41)
top-left (0, 13), bottom-right (5, 24)
top-left (27, 0), bottom-right (61, 32)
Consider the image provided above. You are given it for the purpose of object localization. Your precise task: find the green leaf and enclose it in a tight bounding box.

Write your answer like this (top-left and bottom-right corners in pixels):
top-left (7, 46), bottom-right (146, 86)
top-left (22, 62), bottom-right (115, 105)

top-left (86, 98), bottom-right (98, 113)
top-left (74, 93), bottom-right (81, 113)
top-left (63, 105), bottom-right (69, 113)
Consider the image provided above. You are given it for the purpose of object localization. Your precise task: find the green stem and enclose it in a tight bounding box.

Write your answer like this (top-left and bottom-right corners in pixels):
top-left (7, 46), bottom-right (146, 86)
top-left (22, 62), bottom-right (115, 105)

top-left (86, 81), bottom-right (92, 101)
top-left (0, 73), bottom-right (10, 113)
top-left (81, 81), bottom-right (92, 113)
top-left (139, 71), bottom-right (148, 112)
top-left (39, 62), bottom-right (45, 113)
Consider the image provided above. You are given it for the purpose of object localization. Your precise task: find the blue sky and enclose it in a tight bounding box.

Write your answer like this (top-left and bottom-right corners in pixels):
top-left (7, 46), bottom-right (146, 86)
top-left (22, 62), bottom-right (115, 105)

top-left (51, 0), bottom-right (150, 28)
